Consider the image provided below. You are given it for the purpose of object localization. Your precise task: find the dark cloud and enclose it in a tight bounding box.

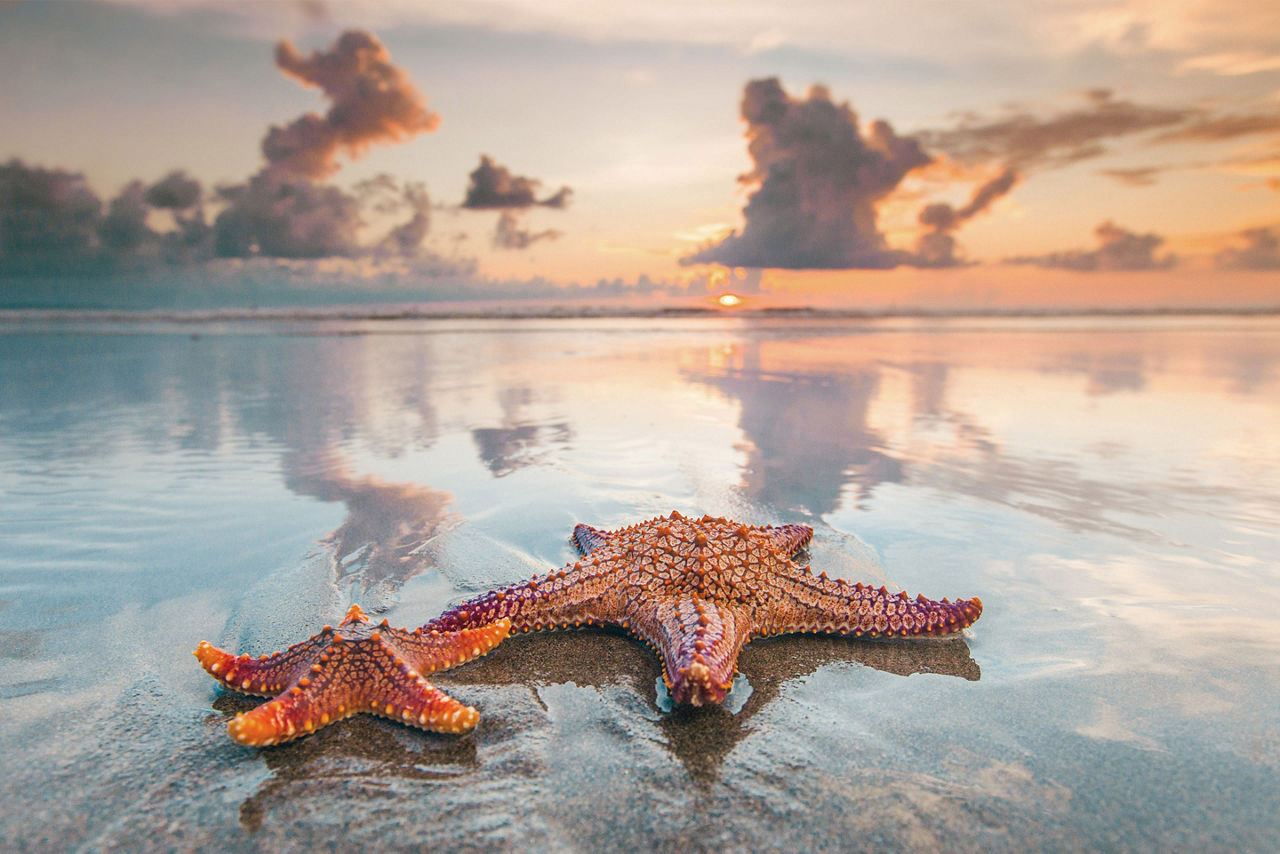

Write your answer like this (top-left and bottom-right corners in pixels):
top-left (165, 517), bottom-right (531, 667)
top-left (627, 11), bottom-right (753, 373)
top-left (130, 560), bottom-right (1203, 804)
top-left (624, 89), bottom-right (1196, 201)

top-left (0, 159), bottom-right (219, 272)
top-left (1214, 227), bottom-right (1280, 270)
top-left (0, 159), bottom-right (102, 258)
top-left (146, 172), bottom-right (211, 256)
top-left (1007, 221), bottom-right (1176, 271)
top-left (213, 175), bottom-right (362, 259)
top-left (913, 168), bottom-right (1019, 267)
top-left (144, 171), bottom-right (202, 210)
top-left (684, 78), bottom-right (931, 270)
top-left (461, 155), bottom-right (572, 210)
top-left (493, 210), bottom-right (561, 250)
top-left (922, 90), bottom-right (1190, 170)
top-left (460, 156), bottom-right (571, 251)
top-left (264, 30), bottom-right (441, 181)
top-left (98, 181), bottom-right (153, 252)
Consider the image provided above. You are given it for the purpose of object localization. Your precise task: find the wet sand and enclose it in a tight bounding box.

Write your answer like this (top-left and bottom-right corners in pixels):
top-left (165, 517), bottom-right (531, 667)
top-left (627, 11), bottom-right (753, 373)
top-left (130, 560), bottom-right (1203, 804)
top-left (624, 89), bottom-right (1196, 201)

top-left (2, 315), bottom-right (1279, 851)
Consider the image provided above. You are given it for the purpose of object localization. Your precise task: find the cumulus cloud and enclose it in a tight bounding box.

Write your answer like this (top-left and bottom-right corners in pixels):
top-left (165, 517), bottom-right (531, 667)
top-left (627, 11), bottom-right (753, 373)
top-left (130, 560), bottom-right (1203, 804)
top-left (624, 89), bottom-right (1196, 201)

top-left (1007, 221), bottom-right (1176, 271)
top-left (0, 159), bottom-right (102, 258)
top-left (684, 78), bottom-right (931, 269)
top-left (211, 31), bottom-right (445, 261)
top-left (913, 168), bottom-right (1019, 267)
top-left (144, 171), bottom-right (202, 210)
top-left (213, 176), bottom-right (362, 259)
top-left (922, 89), bottom-right (1191, 170)
top-left (462, 155), bottom-right (572, 210)
top-left (263, 30), bottom-right (440, 181)
top-left (1, 30), bottom-right (468, 288)
top-left (460, 155), bottom-right (571, 250)
top-left (98, 181), bottom-right (153, 252)
top-left (1214, 227), bottom-right (1280, 269)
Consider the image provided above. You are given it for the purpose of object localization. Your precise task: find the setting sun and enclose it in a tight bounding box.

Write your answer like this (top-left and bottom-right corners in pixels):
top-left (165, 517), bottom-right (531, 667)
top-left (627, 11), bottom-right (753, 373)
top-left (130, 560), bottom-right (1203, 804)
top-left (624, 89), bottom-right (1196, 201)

top-left (717, 293), bottom-right (742, 308)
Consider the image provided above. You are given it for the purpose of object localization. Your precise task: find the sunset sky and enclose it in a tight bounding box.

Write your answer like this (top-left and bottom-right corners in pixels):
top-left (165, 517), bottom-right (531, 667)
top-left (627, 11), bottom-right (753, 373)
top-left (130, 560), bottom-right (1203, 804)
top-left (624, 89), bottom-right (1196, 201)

top-left (1, 0), bottom-right (1278, 309)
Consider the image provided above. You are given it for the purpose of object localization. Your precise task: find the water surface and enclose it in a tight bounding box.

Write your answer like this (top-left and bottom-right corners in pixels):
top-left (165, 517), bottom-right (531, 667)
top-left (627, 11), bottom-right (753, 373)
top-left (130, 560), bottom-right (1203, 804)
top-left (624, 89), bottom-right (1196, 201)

top-left (1, 315), bottom-right (1278, 850)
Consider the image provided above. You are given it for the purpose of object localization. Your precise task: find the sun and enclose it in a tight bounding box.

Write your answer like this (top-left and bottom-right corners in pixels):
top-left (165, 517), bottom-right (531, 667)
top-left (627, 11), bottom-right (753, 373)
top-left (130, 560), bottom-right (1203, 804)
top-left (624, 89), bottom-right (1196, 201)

top-left (717, 293), bottom-right (742, 308)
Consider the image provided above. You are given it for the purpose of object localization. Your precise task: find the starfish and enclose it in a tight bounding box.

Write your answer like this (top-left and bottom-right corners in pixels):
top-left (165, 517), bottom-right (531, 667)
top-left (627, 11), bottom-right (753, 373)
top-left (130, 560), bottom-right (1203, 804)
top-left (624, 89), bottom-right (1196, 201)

top-left (194, 604), bottom-right (510, 746)
top-left (427, 512), bottom-right (982, 706)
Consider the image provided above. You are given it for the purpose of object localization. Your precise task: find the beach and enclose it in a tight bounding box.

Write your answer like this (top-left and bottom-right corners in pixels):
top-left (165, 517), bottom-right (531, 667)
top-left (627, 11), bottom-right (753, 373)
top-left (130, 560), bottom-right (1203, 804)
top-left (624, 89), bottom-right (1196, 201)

top-left (2, 314), bottom-right (1278, 851)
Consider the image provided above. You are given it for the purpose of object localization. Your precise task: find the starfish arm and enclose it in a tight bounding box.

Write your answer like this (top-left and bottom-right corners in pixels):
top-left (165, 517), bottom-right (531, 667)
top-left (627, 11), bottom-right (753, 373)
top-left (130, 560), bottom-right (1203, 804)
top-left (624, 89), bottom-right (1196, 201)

top-left (425, 558), bottom-right (634, 634)
top-left (757, 523), bottom-right (814, 557)
top-left (571, 523), bottom-right (611, 555)
top-left (754, 569), bottom-right (983, 639)
top-left (194, 634), bottom-right (329, 698)
top-left (385, 620), bottom-right (511, 675)
top-left (632, 596), bottom-right (752, 706)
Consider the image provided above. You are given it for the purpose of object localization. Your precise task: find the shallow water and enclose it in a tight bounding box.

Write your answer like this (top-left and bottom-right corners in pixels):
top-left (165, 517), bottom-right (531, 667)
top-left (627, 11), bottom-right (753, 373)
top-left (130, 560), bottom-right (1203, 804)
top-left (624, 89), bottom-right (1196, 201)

top-left (1, 315), bottom-right (1278, 851)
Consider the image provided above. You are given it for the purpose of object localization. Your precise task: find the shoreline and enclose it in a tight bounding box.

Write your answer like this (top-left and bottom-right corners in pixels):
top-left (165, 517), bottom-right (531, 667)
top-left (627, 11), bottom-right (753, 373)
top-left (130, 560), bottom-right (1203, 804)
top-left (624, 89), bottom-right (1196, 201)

top-left (3, 303), bottom-right (1280, 325)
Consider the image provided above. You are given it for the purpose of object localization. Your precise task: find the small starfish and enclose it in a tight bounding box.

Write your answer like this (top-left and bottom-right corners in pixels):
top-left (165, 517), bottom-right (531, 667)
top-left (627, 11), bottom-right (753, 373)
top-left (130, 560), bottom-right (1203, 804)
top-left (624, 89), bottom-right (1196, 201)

top-left (428, 512), bottom-right (982, 706)
top-left (194, 605), bottom-right (510, 746)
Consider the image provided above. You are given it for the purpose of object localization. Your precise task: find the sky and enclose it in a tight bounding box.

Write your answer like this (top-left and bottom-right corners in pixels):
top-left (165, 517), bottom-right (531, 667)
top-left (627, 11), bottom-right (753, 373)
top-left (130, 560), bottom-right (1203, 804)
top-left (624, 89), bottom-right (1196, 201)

top-left (0, 0), bottom-right (1278, 310)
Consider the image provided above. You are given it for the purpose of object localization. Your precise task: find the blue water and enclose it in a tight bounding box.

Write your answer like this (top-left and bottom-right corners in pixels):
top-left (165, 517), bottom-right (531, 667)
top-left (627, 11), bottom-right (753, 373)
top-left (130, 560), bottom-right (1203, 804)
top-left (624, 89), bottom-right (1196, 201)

top-left (1, 315), bottom-right (1278, 850)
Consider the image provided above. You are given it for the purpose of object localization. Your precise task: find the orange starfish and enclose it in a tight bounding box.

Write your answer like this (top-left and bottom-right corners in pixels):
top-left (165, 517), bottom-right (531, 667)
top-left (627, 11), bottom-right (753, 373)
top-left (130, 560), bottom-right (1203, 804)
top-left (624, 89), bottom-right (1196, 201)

top-left (428, 512), bottom-right (982, 706)
top-left (194, 605), bottom-right (509, 746)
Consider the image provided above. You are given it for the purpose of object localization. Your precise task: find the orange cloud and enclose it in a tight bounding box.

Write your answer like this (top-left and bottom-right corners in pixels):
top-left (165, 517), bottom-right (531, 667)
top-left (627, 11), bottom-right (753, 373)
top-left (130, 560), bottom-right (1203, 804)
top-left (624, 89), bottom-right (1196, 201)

top-left (263, 30), bottom-right (441, 181)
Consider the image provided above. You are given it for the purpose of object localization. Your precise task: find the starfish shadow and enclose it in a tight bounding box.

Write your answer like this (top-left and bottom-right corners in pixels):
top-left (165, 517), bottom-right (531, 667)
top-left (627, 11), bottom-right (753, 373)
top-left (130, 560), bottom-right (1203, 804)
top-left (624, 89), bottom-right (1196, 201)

top-left (211, 628), bottom-right (979, 814)
top-left (211, 694), bottom-right (479, 834)
top-left (454, 628), bottom-right (980, 786)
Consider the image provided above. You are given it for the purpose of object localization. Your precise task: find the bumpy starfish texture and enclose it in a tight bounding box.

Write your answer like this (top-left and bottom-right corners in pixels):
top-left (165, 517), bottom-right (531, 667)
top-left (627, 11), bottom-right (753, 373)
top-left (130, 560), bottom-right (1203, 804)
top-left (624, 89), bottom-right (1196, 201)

top-left (427, 512), bottom-right (983, 706)
top-left (194, 605), bottom-right (510, 746)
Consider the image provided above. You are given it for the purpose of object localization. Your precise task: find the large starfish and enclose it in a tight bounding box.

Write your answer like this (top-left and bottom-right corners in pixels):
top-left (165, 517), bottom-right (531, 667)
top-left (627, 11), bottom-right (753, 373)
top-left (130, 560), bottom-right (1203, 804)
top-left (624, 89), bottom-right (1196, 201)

top-left (195, 605), bottom-right (510, 746)
top-left (427, 512), bottom-right (982, 706)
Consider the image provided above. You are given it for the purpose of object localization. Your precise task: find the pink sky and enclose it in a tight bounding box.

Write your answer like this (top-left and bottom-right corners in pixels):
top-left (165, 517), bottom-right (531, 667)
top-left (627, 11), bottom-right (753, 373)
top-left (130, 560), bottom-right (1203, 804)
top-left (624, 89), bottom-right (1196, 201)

top-left (0, 1), bottom-right (1277, 309)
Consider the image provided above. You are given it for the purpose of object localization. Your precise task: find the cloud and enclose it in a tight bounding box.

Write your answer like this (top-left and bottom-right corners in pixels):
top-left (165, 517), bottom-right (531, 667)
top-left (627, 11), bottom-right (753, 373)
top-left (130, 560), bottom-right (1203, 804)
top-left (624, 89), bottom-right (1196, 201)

top-left (0, 159), bottom-right (102, 259)
top-left (1153, 112), bottom-right (1280, 143)
top-left (913, 168), bottom-right (1019, 267)
top-left (1214, 227), bottom-right (1280, 269)
top-left (684, 77), bottom-right (931, 269)
top-left (213, 175), bottom-right (363, 259)
top-left (262, 30), bottom-right (440, 181)
top-left (144, 171), bottom-right (203, 210)
top-left (375, 179), bottom-right (432, 256)
top-left (1007, 221), bottom-right (1176, 271)
top-left (460, 156), bottom-right (571, 250)
top-left (1, 31), bottom-right (473, 290)
top-left (461, 155), bottom-right (572, 210)
top-left (1098, 166), bottom-right (1163, 186)
top-left (921, 89), bottom-right (1191, 170)
top-left (0, 159), bottom-right (220, 271)
top-left (1179, 52), bottom-right (1280, 76)
top-left (210, 31), bottom-right (448, 261)
top-left (98, 181), bottom-right (153, 252)
top-left (493, 210), bottom-right (561, 249)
